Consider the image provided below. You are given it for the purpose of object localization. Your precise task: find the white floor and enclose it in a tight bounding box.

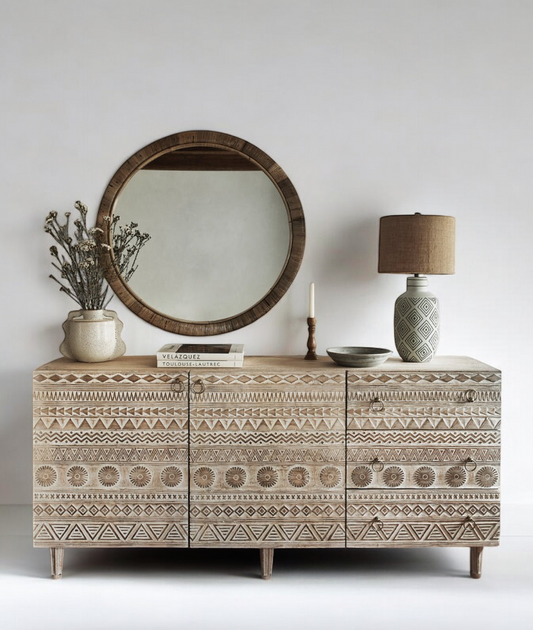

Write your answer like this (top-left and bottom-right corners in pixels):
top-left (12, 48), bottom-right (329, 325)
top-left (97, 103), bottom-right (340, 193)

top-left (1, 506), bottom-right (533, 630)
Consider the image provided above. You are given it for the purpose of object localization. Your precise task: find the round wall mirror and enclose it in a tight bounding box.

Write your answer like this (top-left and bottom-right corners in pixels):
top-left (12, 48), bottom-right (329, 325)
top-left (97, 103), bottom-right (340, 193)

top-left (97, 131), bottom-right (305, 335)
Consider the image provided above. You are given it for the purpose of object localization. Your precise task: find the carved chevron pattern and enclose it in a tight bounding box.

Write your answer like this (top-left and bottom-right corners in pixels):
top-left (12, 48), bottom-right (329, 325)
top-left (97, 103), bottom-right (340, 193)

top-left (34, 502), bottom-right (188, 518)
top-left (348, 373), bottom-right (501, 385)
top-left (346, 520), bottom-right (500, 544)
top-left (190, 522), bottom-right (345, 546)
top-left (349, 406), bottom-right (501, 419)
top-left (33, 417), bottom-right (188, 431)
top-left (34, 390), bottom-right (184, 403)
top-left (347, 447), bottom-right (500, 463)
top-left (348, 417), bottom-right (501, 431)
top-left (199, 373), bottom-right (345, 386)
top-left (34, 431), bottom-right (186, 445)
top-left (34, 446), bottom-right (188, 464)
top-left (34, 406), bottom-right (184, 418)
top-left (34, 373), bottom-right (182, 385)
top-left (191, 406), bottom-right (344, 418)
top-left (33, 521), bottom-right (188, 544)
top-left (194, 391), bottom-right (345, 404)
top-left (349, 431), bottom-right (500, 445)
top-left (191, 448), bottom-right (345, 464)
top-left (348, 390), bottom-right (500, 403)
top-left (347, 503), bottom-right (500, 518)
top-left (192, 431), bottom-right (344, 445)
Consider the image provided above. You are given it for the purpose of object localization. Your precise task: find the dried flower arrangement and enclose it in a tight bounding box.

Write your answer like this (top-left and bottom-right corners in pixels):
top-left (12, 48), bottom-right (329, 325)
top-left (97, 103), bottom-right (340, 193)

top-left (44, 201), bottom-right (150, 310)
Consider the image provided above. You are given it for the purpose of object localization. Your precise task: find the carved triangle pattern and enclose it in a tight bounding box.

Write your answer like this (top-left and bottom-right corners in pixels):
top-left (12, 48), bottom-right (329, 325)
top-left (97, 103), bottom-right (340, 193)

top-left (191, 447), bottom-right (345, 464)
top-left (34, 446), bottom-right (188, 464)
top-left (190, 522), bottom-right (346, 547)
top-left (191, 417), bottom-right (344, 432)
top-left (347, 447), bottom-right (500, 464)
top-left (348, 417), bottom-right (501, 431)
top-left (34, 389), bottom-right (185, 403)
top-left (33, 521), bottom-right (188, 544)
top-left (346, 520), bottom-right (499, 544)
top-left (34, 405), bottom-right (185, 418)
top-left (33, 418), bottom-right (188, 431)
top-left (348, 390), bottom-right (501, 404)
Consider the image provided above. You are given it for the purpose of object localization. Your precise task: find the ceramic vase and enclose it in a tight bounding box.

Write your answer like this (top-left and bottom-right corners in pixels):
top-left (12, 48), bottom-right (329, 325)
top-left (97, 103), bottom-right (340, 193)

top-left (393, 276), bottom-right (439, 362)
top-left (59, 309), bottom-right (126, 363)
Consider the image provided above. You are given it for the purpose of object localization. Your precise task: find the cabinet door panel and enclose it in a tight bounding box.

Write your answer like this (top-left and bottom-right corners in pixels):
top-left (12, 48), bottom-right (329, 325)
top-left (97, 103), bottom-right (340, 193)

top-left (33, 370), bottom-right (189, 547)
top-left (189, 370), bottom-right (346, 547)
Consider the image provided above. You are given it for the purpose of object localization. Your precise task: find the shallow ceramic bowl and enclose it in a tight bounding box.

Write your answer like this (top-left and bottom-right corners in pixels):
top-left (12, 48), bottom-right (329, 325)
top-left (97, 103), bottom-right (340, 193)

top-left (326, 347), bottom-right (392, 368)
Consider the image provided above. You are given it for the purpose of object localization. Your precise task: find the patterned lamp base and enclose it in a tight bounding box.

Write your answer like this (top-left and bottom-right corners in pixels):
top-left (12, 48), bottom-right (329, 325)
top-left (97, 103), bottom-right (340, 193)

top-left (394, 276), bottom-right (439, 362)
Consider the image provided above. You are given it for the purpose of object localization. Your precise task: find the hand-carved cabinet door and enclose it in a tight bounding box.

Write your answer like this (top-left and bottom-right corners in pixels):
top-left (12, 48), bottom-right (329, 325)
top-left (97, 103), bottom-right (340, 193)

top-left (346, 366), bottom-right (501, 547)
top-left (189, 367), bottom-right (346, 547)
top-left (33, 364), bottom-right (188, 548)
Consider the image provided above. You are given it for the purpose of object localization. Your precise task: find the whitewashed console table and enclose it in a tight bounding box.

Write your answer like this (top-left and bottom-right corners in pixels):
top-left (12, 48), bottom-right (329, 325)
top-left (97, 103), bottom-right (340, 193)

top-left (33, 355), bottom-right (500, 579)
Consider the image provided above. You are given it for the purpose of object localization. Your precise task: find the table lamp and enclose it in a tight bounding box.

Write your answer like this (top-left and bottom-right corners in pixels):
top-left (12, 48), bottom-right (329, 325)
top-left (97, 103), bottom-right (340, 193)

top-left (378, 213), bottom-right (455, 362)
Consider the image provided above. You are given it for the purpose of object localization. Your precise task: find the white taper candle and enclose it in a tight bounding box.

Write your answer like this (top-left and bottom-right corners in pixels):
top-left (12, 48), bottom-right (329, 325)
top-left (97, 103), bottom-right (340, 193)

top-left (309, 282), bottom-right (315, 318)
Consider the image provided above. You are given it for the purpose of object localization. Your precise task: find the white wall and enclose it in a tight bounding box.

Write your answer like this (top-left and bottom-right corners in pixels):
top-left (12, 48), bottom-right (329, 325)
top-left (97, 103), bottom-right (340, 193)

top-left (1, 0), bottom-right (531, 508)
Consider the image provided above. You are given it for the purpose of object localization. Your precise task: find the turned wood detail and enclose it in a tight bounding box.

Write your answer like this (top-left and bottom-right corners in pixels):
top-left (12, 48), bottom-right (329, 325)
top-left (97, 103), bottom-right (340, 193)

top-left (260, 548), bottom-right (274, 580)
top-left (470, 546), bottom-right (483, 579)
top-left (33, 356), bottom-right (500, 579)
top-left (50, 548), bottom-right (64, 579)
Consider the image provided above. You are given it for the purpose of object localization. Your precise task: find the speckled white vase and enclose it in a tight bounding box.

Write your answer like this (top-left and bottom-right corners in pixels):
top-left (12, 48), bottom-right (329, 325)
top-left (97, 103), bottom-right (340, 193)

top-left (60, 309), bottom-right (126, 363)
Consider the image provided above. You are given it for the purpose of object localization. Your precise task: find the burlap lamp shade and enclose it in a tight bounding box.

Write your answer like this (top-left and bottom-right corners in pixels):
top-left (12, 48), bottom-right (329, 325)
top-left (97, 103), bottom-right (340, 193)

top-left (378, 214), bottom-right (455, 275)
top-left (378, 214), bottom-right (456, 363)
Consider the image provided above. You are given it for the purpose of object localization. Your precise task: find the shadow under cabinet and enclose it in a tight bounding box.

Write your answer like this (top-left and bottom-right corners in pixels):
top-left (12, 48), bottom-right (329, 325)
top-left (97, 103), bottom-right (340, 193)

top-left (33, 355), bottom-right (500, 579)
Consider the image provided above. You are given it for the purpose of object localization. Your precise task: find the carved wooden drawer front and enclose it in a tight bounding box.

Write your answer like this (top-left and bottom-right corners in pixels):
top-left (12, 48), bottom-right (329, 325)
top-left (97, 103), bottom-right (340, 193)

top-left (33, 368), bottom-right (189, 547)
top-left (347, 490), bottom-right (500, 547)
top-left (189, 370), bottom-right (346, 547)
top-left (347, 369), bottom-right (501, 548)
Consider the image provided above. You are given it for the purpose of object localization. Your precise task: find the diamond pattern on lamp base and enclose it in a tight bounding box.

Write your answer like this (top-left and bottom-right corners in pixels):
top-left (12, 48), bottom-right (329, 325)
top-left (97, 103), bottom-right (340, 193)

top-left (394, 277), bottom-right (439, 363)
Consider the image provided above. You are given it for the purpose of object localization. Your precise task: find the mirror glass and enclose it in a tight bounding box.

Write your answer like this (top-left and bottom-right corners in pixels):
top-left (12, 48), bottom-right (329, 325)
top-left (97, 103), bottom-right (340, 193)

top-left (114, 156), bottom-right (290, 321)
top-left (97, 131), bottom-right (305, 336)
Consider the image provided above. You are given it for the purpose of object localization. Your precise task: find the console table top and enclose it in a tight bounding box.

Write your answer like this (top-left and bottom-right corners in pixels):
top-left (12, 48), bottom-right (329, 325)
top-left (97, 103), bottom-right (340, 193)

top-left (36, 355), bottom-right (499, 373)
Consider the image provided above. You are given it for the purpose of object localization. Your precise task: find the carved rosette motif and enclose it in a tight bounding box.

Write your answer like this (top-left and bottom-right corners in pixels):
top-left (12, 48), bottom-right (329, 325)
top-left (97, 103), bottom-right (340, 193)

top-left (413, 466), bottom-right (436, 488)
top-left (256, 466), bottom-right (279, 488)
top-left (160, 466), bottom-right (183, 488)
top-left (225, 467), bottom-right (247, 488)
top-left (128, 466), bottom-right (152, 488)
top-left (288, 467), bottom-right (310, 488)
top-left (98, 466), bottom-right (120, 487)
top-left (475, 466), bottom-right (499, 488)
top-left (66, 466), bottom-right (88, 487)
top-left (382, 466), bottom-right (405, 488)
top-left (194, 467), bottom-right (216, 488)
top-left (320, 466), bottom-right (341, 488)
top-left (35, 466), bottom-right (57, 487)
top-left (351, 466), bottom-right (373, 488)
top-left (445, 466), bottom-right (467, 487)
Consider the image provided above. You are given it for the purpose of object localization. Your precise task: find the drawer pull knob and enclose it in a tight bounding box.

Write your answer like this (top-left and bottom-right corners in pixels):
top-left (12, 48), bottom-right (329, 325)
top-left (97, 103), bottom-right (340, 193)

top-left (370, 397), bottom-right (385, 412)
top-left (463, 516), bottom-right (477, 532)
top-left (464, 457), bottom-right (477, 472)
top-left (465, 389), bottom-right (478, 403)
top-left (171, 378), bottom-right (185, 394)
top-left (371, 457), bottom-right (385, 472)
top-left (371, 517), bottom-right (384, 530)
top-left (192, 379), bottom-right (206, 395)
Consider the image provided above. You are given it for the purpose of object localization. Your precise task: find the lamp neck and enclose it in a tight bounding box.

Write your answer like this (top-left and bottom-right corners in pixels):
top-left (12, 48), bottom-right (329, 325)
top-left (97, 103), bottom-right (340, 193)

top-left (406, 275), bottom-right (429, 289)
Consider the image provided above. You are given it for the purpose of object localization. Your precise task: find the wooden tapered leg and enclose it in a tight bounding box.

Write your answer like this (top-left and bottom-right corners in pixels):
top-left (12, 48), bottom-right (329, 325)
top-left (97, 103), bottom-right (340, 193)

top-left (50, 548), bottom-right (64, 580)
top-left (470, 546), bottom-right (483, 579)
top-left (260, 548), bottom-right (274, 580)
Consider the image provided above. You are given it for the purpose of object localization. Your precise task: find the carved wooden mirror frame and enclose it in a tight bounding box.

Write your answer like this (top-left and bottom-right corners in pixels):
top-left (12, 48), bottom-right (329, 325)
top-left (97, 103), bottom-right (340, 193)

top-left (97, 130), bottom-right (305, 336)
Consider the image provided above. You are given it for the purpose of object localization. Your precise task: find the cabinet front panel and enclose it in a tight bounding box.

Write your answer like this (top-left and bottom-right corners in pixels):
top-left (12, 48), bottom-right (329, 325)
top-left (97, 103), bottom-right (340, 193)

top-left (189, 371), bottom-right (346, 547)
top-left (347, 490), bottom-right (500, 547)
top-left (33, 371), bottom-right (189, 547)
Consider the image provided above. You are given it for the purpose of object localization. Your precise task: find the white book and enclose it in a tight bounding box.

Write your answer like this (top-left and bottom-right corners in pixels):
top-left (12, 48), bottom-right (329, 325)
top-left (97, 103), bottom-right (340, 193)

top-left (157, 359), bottom-right (244, 368)
top-left (157, 343), bottom-right (244, 361)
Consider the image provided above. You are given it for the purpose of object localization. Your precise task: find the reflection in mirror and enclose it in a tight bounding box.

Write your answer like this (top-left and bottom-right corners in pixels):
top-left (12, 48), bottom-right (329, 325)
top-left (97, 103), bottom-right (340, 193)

top-left (114, 163), bottom-right (290, 321)
top-left (97, 131), bottom-right (305, 336)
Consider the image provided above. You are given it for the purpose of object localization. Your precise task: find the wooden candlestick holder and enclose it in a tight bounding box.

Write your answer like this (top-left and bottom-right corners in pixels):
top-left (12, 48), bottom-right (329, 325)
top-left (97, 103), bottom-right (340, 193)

top-left (305, 317), bottom-right (318, 360)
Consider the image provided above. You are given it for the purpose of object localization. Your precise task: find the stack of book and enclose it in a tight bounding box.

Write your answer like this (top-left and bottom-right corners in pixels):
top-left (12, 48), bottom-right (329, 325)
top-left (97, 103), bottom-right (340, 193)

top-left (157, 343), bottom-right (245, 368)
